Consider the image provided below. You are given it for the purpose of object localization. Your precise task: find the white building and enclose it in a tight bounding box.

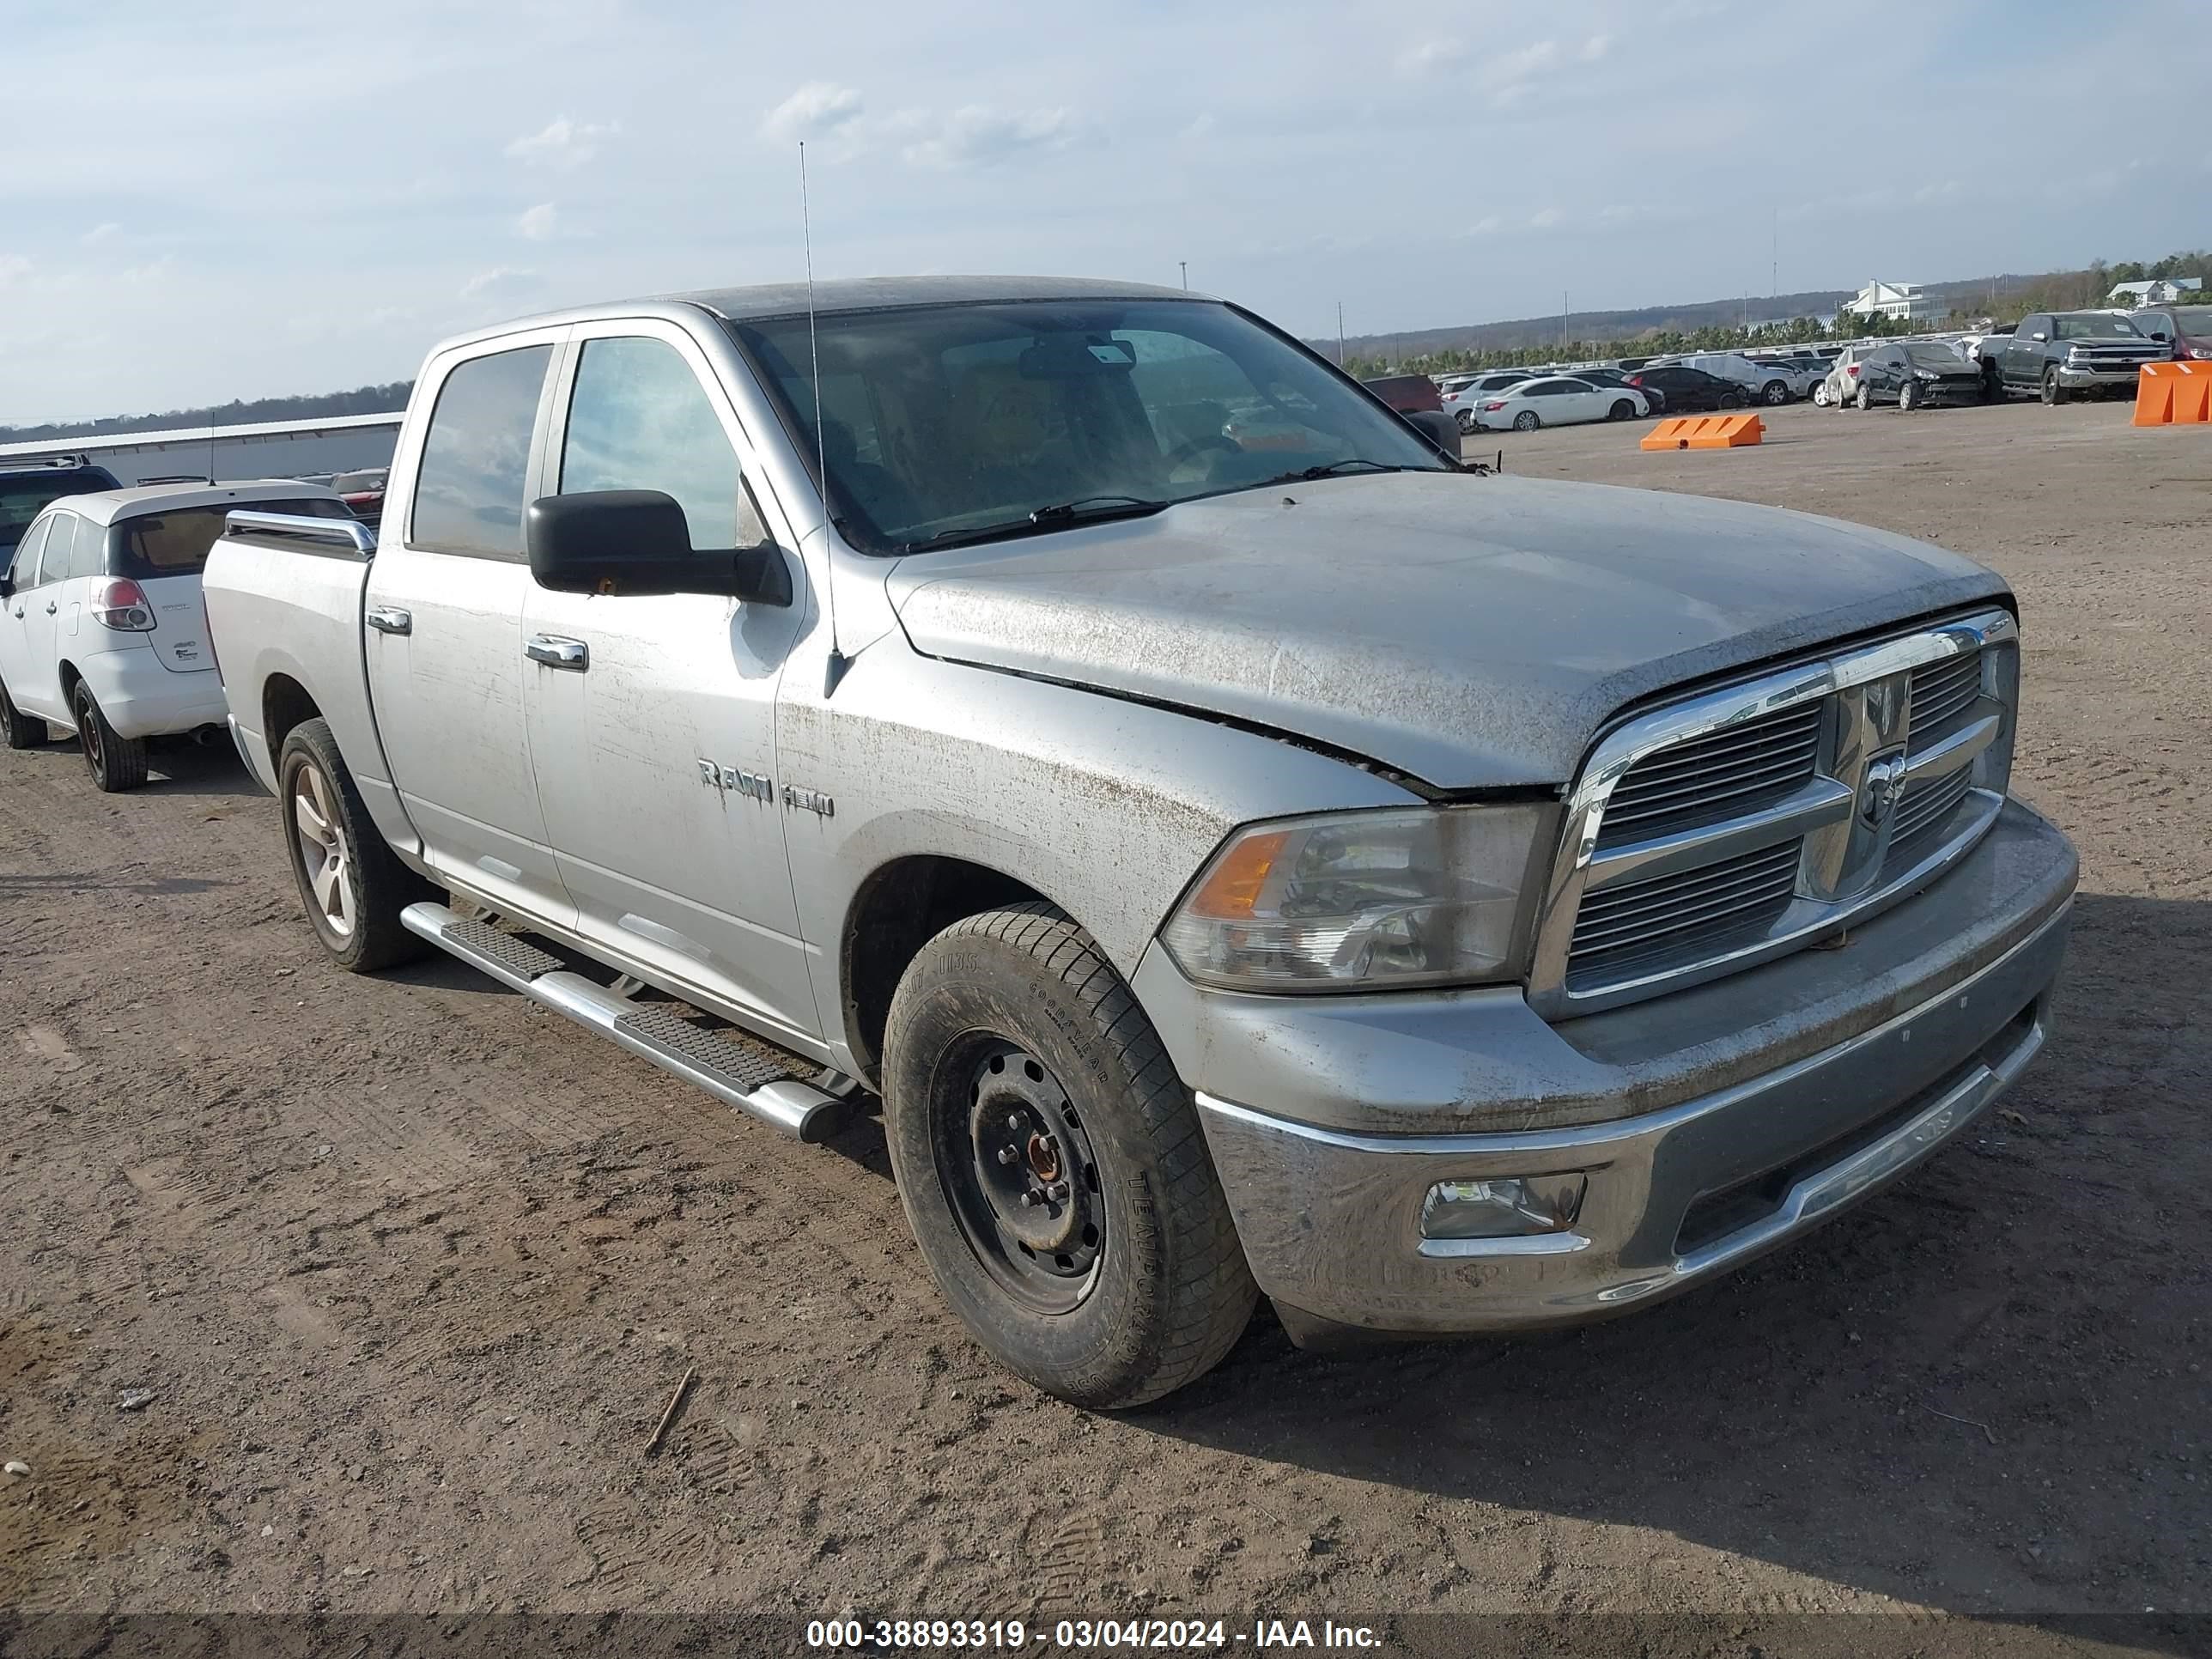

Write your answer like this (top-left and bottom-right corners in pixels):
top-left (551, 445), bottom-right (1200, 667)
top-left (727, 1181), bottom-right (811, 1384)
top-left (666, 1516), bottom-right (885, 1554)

top-left (1847, 281), bottom-right (1939, 322)
top-left (2107, 277), bottom-right (2203, 307)
top-left (0, 411), bottom-right (402, 487)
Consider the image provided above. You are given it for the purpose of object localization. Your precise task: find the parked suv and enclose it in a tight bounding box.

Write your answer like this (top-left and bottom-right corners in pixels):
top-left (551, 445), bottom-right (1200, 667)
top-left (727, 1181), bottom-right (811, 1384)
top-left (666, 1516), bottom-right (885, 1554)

top-left (0, 481), bottom-right (349, 788)
top-left (204, 276), bottom-right (2074, 1407)
top-left (1, 453), bottom-right (120, 574)
top-left (2130, 305), bottom-right (2212, 362)
top-left (1626, 364), bottom-right (1747, 413)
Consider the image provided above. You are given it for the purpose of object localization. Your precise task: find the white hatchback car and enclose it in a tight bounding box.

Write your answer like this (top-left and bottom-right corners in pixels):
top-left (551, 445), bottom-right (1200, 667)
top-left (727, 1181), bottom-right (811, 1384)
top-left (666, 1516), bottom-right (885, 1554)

top-left (0, 481), bottom-right (351, 790)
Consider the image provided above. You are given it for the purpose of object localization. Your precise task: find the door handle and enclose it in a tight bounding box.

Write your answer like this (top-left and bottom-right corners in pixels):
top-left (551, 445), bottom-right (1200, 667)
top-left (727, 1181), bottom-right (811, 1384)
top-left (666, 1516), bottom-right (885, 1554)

top-left (526, 635), bottom-right (589, 671)
top-left (366, 605), bottom-right (411, 635)
top-left (44, 602), bottom-right (57, 615)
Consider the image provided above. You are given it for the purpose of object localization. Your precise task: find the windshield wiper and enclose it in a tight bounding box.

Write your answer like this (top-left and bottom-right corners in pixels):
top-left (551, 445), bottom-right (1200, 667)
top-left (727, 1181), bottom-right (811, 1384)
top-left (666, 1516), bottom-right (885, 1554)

top-left (1260, 459), bottom-right (1413, 487)
top-left (903, 495), bottom-right (1169, 553)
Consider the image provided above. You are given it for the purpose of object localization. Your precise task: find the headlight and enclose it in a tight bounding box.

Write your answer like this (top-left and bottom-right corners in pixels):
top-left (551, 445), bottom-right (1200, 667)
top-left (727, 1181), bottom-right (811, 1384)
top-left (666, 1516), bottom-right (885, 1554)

top-left (1159, 805), bottom-right (1553, 992)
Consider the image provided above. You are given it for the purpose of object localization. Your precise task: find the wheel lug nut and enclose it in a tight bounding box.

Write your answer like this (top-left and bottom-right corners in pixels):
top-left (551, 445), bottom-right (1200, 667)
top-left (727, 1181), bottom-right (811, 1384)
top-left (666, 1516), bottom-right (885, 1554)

top-left (1048, 1180), bottom-right (1070, 1202)
top-left (997, 1146), bottom-right (1019, 1166)
top-left (1018, 1189), bottom-right (1042, 1208)
top-left (1006, 1113), bottom-right (1024, 1133)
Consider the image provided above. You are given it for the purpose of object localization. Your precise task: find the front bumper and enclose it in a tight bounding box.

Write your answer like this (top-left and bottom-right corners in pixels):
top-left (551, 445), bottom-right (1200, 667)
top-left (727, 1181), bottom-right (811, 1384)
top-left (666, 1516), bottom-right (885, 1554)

top-left (77, 648), bottom-right (228, 740)
top-left (2055, 363), bottom-right (2149, 390)
top-left (1158, 799), bottom-right (2075, 1338)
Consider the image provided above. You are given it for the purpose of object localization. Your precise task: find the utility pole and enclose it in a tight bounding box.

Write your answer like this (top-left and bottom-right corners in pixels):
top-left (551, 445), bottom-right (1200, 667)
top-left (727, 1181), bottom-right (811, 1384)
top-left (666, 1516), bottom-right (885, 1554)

top-left (1336, 301), bottom-right (1346, 366)
top-left (1771, 209), bottom-right (1778, 299)
top-left (1179, 260), bottom-right (1188, 290)
top-left (1561, 290), bottom-right (1568, 353)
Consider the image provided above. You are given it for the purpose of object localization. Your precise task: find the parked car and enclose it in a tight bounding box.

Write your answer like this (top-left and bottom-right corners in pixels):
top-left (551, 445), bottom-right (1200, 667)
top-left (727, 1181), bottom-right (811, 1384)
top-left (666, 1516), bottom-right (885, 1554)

top-left (1844, 343), bottom-right (1988, 410)
top-left (0, 480), bottom-right (350, 788)
top-left (1563, 366), bottom-right (1665, 412)
top-left (1359, 373), bottom-right (1442, 414)
top-left (1, 453), bottom-right (121, 574)
top-left (1650, 353), bottom-right (1798, 406)
top-left (2129, 305), bottom-right (2212, 362)
top-left (1626, 364), bottom-right (1747, 413)
top-left (1443, 372), bottom-right (1540, 432)
top-left (203, 276), bottom-right (2073, 1407)
top-left (1814, 346), bottom-right (1874, 407)
top-left (333, 467), bottom-right (390, 529)
top-left (1978, 311), bottom-right (2162, 404)
top-left (1472, 376), bottom-right (1649, 431)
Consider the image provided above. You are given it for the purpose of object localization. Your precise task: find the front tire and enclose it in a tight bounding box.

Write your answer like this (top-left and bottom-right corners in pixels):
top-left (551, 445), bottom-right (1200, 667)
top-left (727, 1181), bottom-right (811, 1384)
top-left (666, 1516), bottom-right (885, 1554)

top-left (1899, 379), bottom-right (1922, 412)
top-left (1455, 409), bottom-right (1476, 434)
top-left (1608, 398), bottom-right (1635, 422)
top-left (1511, 410), bottom-right (1540, 431)
top-left (1762, 380), bottom-right (1790, 405)
top-left (882, 903), bottom-right (1257, 1408)
top-left (1719, 389), bottom-right (1747, 410)
top-left (72, 682), bottom-right (146, 792)
top-left (276, 717), bottom-right (432, 972)
top-left (2042, 367), bottom-right (2067, 406)
top-left (2, 676), bottom-right (48, 749)
top-left (1855, 381), bottom-right (1874, 410)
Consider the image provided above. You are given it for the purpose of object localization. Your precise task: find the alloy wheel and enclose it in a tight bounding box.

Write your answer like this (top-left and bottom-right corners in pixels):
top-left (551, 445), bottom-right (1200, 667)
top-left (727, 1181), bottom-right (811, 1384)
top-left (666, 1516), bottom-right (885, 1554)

top-left (292, 759), bottom-right (356, 939)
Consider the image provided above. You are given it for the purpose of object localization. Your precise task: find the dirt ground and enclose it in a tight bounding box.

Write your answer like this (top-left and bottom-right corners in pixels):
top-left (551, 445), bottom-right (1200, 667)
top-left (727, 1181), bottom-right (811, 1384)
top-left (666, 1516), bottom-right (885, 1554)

top-left (1, 398), bottom-right (2205, 1657)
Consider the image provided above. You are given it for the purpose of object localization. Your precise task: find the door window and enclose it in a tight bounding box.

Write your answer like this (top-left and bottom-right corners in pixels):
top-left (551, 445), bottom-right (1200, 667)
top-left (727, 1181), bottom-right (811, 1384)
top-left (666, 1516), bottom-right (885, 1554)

top-left (560, 336), bottom-right (753, 549)
top-left (11, 518), bottom-right (52, 587)
top-left (410, 344), bottom-right (556, 557)
top-left (38, 515), bottom-right (79, 585)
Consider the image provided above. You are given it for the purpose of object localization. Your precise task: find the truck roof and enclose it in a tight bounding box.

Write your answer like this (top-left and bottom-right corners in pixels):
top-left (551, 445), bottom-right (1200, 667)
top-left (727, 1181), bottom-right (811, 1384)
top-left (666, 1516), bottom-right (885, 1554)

top-left (432, 275), bottom-right (1202, 356)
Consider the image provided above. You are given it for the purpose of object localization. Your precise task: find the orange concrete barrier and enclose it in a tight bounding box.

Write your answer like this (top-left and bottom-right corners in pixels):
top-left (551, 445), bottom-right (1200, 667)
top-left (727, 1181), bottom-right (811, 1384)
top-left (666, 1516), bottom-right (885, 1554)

top-left (1639, 413), bottom-right (1764, 451)
top-left (2133, 362), bottom-right (2212, 427)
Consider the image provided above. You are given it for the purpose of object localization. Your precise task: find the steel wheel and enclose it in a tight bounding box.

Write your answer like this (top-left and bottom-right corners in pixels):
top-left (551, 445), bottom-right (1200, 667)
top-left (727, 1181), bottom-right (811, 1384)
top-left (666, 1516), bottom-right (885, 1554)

top-left (77, 696), bottom-right (104, 776)
top-left (291, 757), bottom-right (356, 939)
top-left (932, 1036), bottom-right (1104, 1316)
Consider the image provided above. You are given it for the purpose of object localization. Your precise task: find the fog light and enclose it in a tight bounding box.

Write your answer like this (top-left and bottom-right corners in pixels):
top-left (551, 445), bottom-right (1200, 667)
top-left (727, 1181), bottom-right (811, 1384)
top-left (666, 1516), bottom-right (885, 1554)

top-left (1420, 1175), bottom-right (1587, 1241)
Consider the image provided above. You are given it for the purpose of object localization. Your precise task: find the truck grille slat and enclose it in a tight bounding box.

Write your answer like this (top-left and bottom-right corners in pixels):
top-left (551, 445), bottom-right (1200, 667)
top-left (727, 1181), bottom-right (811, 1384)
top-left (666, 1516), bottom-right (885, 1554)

top-left (1542, 620), bottom-right (2014, 1013)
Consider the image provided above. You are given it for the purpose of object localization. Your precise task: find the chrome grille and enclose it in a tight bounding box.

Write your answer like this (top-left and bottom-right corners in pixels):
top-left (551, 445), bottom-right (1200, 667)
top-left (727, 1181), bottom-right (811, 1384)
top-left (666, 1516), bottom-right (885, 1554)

top-left (1594, 702), bottom-right (1822, 849)
top-left (1906, 651), bottom-right (1982, 751)
top-left (1890, 764), bottom-right (1976, 850)
top-left (1568, 839), bottom-right (1802, 984)
top-left (1529, 609), bottom-right (2019, 1020)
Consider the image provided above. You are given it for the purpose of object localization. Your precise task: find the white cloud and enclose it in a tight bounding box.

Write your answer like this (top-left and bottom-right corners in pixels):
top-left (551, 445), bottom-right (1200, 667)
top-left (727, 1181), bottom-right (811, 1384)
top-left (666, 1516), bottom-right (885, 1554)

top-left (763, 81), bottom-right (866, 145)
top-left (1581, 33), bottom-right (1613, 61)
top-left (900, 105), bottom-right (1075, 168)
top-left (460, 266), bottom-right (542, 301)
top-left (1461, 216), bottom-right (1503, 238)
top-left (1398, 39), bottom-right (1467, 77)
top-left (120, 255), bottom-right (173, 285)
top-left (82, 222), bottom-right (120, 246)
top-left (0, 254), bottom-right (29, 286)
top-left (517, 202), bottom-right (558, 240)
top-left (504, 116), bottom-right (617, 170)
top-left (1530, 207), bottom-right (1565, 229)
top-left (1179, 112), bottom-right (1217, 143)
top-left (1482, 39), bottom-right (1562, 100)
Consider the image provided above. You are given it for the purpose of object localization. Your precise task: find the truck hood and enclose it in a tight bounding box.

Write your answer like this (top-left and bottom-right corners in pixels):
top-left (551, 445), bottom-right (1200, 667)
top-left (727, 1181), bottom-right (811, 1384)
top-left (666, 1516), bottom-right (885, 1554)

top-left (884, 472), bottom-right (2010, 789)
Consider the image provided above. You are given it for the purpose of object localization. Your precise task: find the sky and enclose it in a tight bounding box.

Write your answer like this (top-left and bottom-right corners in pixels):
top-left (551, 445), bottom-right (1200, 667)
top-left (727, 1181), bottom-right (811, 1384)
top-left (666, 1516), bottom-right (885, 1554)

top-left (3, 0), bottom-right (2207, 425)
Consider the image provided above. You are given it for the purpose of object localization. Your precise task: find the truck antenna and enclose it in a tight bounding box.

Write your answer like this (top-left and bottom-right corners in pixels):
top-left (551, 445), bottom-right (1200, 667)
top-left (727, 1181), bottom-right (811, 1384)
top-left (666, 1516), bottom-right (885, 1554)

top-left (800, 140), bottom-right (848, 695)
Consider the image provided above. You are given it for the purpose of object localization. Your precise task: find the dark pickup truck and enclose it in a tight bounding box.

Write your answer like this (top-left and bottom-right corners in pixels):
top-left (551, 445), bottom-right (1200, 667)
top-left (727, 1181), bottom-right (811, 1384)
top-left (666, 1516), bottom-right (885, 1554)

top-left (1978, 311), bottom-right (2162, 404)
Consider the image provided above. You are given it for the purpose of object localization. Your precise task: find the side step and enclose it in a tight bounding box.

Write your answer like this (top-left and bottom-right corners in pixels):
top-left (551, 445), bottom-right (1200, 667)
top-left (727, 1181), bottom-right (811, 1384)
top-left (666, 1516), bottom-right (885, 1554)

top-left (400, 902), bottom-right (850, 1143)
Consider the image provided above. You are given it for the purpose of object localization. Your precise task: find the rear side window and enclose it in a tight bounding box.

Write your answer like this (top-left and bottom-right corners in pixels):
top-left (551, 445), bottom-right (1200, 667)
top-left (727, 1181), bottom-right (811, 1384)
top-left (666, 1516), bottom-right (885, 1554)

top-left (559, 337), bottom-right (750, 550)
top-left (410, 345), bottom-right (555, 556)
top-left (113, 498), bottom-right (351, 581)
top-left (67, 514), bottom-right (107, 579)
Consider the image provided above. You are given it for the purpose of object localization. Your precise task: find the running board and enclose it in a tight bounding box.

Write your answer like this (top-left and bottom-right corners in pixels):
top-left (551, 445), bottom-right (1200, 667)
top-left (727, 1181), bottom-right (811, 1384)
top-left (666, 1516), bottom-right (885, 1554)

top-left (400, 902), bottom-right (849, 1143)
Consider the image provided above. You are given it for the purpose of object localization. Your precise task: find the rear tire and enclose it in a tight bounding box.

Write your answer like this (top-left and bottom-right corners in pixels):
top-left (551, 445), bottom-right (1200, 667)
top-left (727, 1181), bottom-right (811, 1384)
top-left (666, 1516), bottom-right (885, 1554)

top-left (1455, 409), bottom-right (1476, 434)
top-left (276, 717), bottom-right (433, 973)
top-left (2, 676), bottom-right (47, 749)
top-left (72, 681), bottom-right (147, 792)
top-left (1762, 380), bottom-right (1790, 405)
top-left (2042, 367), bottom-right (2067, 406)
top-left (1812, 382), bottom-right (1832, 407)
top-left (1719, 389), bottom-right (1747, 410)
top-left (1855, 381), bottom-right (1874, 411)
top-left (882, 902), bottom-right (1258, 1408)
top-left (1512, 410), bottom-right (1540, 431)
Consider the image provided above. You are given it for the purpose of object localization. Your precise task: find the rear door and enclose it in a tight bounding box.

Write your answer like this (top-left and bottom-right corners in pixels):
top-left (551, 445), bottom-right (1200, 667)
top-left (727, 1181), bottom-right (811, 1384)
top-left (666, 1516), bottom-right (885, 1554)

top-left (364, 330), bottom-right (578, 928)
top-left (1, 517), bottom-right (60, 718)
top-left (20, 514), bottom-right (76, 717)
top-left (2009, 317), bottom-right (2049, 386)
top-left (520, 320), bottom-right (817, 1039)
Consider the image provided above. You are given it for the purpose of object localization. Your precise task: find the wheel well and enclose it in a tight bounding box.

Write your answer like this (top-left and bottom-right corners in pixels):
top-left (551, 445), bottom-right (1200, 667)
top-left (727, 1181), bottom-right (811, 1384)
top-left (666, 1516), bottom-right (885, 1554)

top-left (261, 674), bottom-right (320, 766)
top-left (58, 660), bottom-right (82, 701)
top-left (842, 855), bottom-right (1049, 1085)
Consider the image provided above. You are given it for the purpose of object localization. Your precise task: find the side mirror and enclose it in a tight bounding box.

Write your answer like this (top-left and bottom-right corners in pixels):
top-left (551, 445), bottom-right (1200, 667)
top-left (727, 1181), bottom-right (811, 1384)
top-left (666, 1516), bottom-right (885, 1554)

top-left (2151, 331), bottom-right (2170, 343)
top-left (2030, 331), bottom-right (2048, 342)
top-left (526, 490), bottom-right (792, 607)
top-left (1402, 408), bottom-right (1463, 463)
top-left (0, 575), bottom-right (12, 601)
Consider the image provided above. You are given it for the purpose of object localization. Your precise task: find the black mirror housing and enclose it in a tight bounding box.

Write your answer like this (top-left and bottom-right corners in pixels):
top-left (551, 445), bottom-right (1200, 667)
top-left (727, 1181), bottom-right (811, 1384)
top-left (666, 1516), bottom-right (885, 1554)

top-left (1402, 408), bottom-right (1463, 464)
top-left (0, 576), bottom-right (13, 601)
top-left (526, 490), bottom-right (793, 606)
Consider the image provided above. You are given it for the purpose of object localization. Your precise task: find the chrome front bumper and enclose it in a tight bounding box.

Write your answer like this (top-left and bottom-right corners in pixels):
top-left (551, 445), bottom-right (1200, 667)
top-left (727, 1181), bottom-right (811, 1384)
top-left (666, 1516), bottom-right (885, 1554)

top-left (2055, 364), bottom-right (2147, 388)
top-left (1189, 827), bottom-right (2072, 1340)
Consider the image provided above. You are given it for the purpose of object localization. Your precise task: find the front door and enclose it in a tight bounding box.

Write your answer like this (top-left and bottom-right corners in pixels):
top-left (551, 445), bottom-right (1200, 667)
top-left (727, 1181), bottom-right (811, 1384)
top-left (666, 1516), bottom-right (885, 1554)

top-left (363, 331), bottom-right (578, 930)
top-left (520, 323), bottom-right (816, 1042)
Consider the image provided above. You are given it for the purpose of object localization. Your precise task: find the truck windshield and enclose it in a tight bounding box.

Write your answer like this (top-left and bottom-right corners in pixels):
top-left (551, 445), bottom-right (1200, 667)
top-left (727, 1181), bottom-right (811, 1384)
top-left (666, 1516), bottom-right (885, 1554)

top-left (726, 298), bottom-right (1446, 554)
top-left (2053, 314), bottom-right (2145, 340)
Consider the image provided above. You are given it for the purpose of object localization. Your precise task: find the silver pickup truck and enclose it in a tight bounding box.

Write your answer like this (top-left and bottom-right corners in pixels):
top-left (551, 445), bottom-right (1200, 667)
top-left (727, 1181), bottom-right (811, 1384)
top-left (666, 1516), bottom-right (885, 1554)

top-left (203, 276), bottom-right (2077, 1407)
